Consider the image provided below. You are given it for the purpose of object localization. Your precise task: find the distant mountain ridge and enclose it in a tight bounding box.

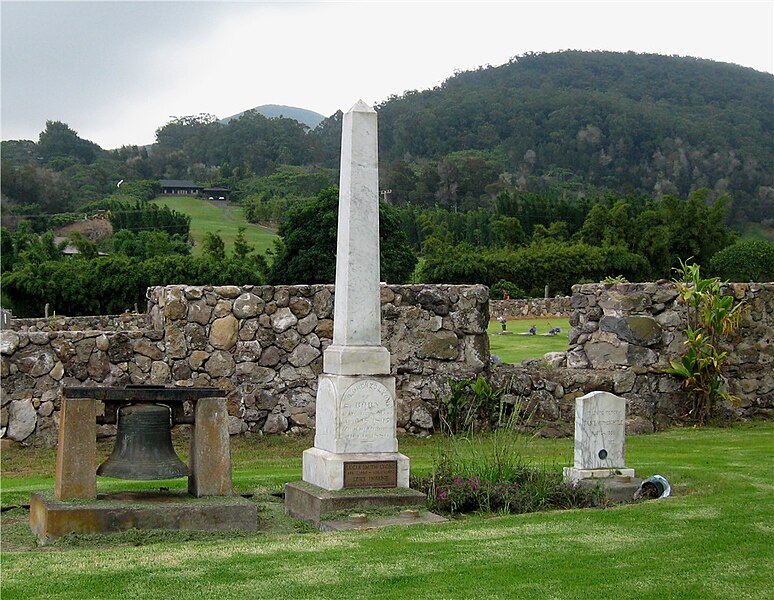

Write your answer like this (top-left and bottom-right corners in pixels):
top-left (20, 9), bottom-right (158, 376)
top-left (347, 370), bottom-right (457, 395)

top-left (366, 51), bottom-right (773, 228)
top-left (220, 104), bottom-right (326, 129)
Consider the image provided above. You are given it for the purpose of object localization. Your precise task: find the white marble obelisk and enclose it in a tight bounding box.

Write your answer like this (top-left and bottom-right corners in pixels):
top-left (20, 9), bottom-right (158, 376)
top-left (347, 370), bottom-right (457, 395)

top-left (302, 101), bottom-right (410, 490)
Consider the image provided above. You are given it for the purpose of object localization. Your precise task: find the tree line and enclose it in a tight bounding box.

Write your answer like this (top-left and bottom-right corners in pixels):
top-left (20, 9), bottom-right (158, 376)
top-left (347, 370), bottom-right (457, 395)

top-left (2, 183), bottom-right (774, 317)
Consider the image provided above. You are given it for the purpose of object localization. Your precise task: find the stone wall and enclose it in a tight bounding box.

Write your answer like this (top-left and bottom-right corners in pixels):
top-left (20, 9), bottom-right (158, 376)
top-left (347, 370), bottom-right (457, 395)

top-left (492, 282), bottom-right (774, 435)
top-left (567, 282), bottom-right (773, 411)
top-left (1, 284), bottom-right (489, 447)
top-left (1, 328), bottom-right (167, 446)
top-left (490, 297), bottom-right (571, 319)
top-left (3, 281), bottom-right (771, 447)
top-left (10, 314), bottom-right (150, 333)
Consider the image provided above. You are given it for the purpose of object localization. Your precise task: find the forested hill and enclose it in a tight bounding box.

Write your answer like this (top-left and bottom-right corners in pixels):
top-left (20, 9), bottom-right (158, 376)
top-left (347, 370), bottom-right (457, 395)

top-left (379, 51), bottom-right (771, 156)
top-left (2, 51), bottom-right (772, 232)
top-left (4, 51), bottom-right (774, 315)
top-left (359, 51), bottom-right (772, 226)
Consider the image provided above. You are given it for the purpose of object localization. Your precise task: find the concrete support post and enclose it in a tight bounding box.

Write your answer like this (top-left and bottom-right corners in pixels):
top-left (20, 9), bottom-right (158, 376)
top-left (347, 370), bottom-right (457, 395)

top-left (54, 398), bottom-right (97, 500)
top-left (188, 397), bottom-right (233, 497)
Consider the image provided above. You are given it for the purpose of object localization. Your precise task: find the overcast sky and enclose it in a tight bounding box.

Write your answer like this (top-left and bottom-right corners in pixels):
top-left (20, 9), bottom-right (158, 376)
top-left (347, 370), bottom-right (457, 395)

top-left (2, 1), bottom-right (772, 149)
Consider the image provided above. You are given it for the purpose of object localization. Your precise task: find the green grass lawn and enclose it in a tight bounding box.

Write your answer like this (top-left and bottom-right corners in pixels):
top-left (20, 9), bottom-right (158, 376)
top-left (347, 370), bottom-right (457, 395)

top-left (2, 423), bottom-right (773, 599)
top-left (152, 196), bottom-right (278, 257)
top-left (488, 317), bottom-right (571, 364)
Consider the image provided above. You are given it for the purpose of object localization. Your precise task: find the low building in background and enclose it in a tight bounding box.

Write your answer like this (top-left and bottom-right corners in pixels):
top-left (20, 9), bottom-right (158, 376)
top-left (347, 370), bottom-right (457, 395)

top-left (159, 179), bottom-right (203, 195)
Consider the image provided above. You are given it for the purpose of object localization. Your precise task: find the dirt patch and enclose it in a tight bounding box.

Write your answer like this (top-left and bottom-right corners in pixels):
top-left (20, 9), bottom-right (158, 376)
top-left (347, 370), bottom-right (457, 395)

top-left (56, 219), bottom-right (112, 242)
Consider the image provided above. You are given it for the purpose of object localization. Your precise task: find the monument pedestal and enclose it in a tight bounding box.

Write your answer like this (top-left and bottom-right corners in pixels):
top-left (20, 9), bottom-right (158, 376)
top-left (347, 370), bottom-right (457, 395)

top-left (284, 481), bottom-right (429, 528)
top-left (303, 448), bottom-right (411, 490)
top-left (303, 371), bottom-right (412, 490)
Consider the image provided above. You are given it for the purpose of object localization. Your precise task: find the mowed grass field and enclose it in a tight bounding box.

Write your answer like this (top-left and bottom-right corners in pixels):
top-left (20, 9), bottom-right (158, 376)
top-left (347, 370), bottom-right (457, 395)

top-left (1, 424), bottom-right (773, 599)
top-left (152, 196), bottom-right (278, 257)
top-left (488, 316), bottom-right (571, 364)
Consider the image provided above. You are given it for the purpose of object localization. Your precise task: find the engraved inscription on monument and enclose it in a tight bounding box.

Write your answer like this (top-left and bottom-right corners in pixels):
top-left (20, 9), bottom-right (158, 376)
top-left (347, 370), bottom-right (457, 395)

top-left (343, 461), bottom-right (398, 488)
top-left (338, 380), bottom-right (394, 443)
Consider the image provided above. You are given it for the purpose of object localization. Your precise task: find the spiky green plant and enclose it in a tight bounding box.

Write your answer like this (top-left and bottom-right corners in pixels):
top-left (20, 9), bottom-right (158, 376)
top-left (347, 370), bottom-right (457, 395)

top-left (665, 260), bottom-right (745, 424)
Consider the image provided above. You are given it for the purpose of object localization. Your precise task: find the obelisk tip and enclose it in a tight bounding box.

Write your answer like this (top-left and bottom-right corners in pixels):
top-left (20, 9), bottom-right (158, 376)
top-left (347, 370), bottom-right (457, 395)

top-left (348, 99), bottom-right (375, 114)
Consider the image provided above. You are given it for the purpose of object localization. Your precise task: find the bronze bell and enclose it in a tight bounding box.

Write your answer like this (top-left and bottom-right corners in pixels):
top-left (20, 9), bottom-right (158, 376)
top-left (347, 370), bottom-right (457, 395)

top-left (97, 403), bottom-right (189, 480)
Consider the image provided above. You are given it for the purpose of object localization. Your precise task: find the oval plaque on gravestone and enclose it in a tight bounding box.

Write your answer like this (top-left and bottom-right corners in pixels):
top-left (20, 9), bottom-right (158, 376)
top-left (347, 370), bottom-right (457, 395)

top-left (338, 380), bottom-right (394, 443)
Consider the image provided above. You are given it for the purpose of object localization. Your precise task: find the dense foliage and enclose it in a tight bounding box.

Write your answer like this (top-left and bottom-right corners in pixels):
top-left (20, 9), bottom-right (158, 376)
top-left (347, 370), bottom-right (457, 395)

top-left (0, 180), bottom-right (261, 315)
top-left (107, 199), bottom-right (191, 237)
top-left (372, 51), bottom-right (773, 230)
top-left (238, 165), bottom-right (337, 225)
top-left (267, 187), bottom-right (417, 285)
top-left (708, 240), bottom-right (774, 282)
top-left (416, 189), bottom-right (732, 294)
top-left (110, 230), bottom-right (191, 261)
top-left (2, 235), bottom-right (266, 317)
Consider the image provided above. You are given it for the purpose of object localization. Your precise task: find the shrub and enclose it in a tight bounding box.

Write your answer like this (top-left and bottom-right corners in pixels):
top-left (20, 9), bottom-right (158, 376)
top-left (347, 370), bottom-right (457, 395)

top-left (708, 239), bottom-right (774, 282)
top-left (3, 248), bottom-right (268, 317)
top-left (268, 187), bottom-right (417, 285)
top-left (436, 376), bottom-right (505, 435)
top-left (491, 279), bottom-right (525, 299)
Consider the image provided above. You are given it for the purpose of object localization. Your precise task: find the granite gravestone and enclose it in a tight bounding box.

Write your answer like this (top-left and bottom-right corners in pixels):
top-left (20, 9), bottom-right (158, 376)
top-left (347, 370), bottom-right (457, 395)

top-left (563, 391), bottom-right (635, 483)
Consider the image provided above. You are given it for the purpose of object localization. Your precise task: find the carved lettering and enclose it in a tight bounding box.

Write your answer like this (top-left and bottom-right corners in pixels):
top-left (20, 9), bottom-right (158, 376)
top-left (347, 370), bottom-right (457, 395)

top-left (338, 380), bottom-right (394, 443)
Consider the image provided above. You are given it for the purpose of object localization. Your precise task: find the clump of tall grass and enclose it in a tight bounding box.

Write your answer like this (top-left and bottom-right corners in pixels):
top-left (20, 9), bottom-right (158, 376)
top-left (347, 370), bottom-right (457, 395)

top-left (415, 384), bottom-right (606, 515)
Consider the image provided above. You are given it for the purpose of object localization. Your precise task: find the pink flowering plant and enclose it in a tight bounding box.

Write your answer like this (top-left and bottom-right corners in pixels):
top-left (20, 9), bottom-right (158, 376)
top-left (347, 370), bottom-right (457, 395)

top-left (419, 466), bottom-right (603, 516)
top-left (413, 429), bottom-right (605, 516)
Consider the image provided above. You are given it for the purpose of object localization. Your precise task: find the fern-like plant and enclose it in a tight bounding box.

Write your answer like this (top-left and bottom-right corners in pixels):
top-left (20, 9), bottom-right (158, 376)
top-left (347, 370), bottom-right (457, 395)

top-left (664, 260), bottom-right (745, 424)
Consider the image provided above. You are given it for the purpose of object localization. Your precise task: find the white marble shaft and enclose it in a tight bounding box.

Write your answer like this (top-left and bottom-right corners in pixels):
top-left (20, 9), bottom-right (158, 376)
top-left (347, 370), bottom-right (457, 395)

top-left (573, 391), bottom-right (627, 470)
top-left (325, 100), bottom-right (390, 376)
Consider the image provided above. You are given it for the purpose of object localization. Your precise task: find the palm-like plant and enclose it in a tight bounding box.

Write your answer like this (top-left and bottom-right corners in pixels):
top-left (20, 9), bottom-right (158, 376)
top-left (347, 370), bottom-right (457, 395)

top-left (665, 260), bottom-right (745, 423)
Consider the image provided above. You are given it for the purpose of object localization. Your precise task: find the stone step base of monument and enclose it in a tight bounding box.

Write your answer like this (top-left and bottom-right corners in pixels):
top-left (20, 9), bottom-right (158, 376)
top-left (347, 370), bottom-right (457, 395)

top-left (573, 476), bottom-right (644, 503)
top-left (30, 491), bottom-right (258, 544)
top-left (284, 481), bottom-right (444, 529)
top-left (320, 511), bottom-right (448, 532)
top-left (303, 448), bottom-right (411, 490)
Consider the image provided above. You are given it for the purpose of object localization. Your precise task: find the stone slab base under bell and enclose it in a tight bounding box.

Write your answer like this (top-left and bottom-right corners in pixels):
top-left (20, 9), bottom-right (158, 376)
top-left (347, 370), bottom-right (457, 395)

top-left (29, 491), bottom-right (257, 544)
top-left (284, 481), bottom-right (431, 529)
